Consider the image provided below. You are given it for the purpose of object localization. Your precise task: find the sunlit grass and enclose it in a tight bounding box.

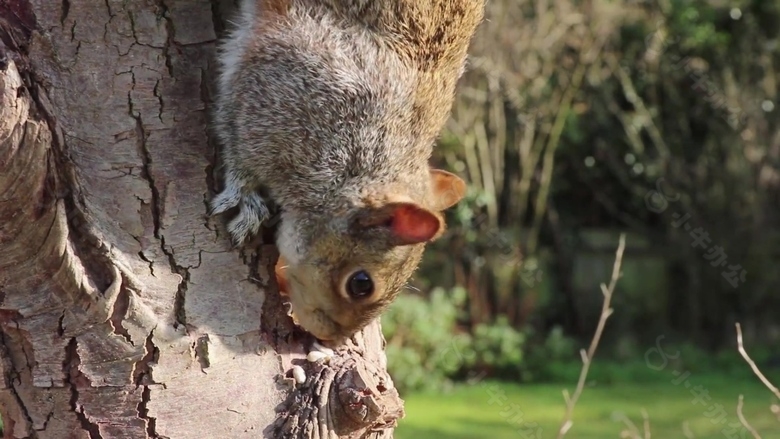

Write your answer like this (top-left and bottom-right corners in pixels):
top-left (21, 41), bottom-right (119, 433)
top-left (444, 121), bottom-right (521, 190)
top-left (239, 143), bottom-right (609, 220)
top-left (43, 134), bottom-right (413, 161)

top-left (396, 374), bottom-right (779, 439)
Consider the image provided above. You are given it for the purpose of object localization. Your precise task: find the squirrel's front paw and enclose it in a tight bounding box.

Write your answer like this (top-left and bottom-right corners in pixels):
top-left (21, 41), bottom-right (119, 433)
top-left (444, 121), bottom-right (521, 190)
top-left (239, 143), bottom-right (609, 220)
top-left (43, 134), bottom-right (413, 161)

top-left (210, 187), bottom-right (270, 245)
top-left (209, 185), bottom-right (241, 217)
top-left (227, 192), bottom-right (270, 245)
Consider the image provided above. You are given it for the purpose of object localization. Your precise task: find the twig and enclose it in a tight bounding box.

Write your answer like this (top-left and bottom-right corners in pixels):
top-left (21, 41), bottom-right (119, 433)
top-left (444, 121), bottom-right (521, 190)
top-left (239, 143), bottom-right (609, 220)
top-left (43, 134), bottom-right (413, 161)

top-left (605, 54), bottom-right (671, 163)
top-left (612, 412), bottom-right (642, 439)
top-left (735, 323), bottom-right (780, 401)
top-left (641, 408), bottom-right (651, 439)
top-left (737, 395), bottom-right (762, 439)
top-left (681, 421), bottom-right (695, 439)
top-left (556, 234), bottom-right (626, 438)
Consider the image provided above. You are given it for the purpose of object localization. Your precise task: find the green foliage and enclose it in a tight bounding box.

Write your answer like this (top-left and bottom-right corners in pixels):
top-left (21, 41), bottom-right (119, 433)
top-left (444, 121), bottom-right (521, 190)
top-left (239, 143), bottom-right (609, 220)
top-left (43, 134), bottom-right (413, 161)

top-left (517, 329), bottom-right (774, 385)
top-left (383, 287), bottom-right (533, 393)
top-left (521, 325), bottom-right (578, 383)
top-left (382, 286), bottom-right (472, 394)
top-left (562, 108), bottom-right (585, 145)
top-left (449, 185), bottom-right (489, 231)
top-left (667, 0), bottom-right (732, 50)
top-left (384, 286), bottom-right (775, 391)
top-left (465, 316), bottom-right (526, 378)
top-left (541, 325), bottom-right (578, 359)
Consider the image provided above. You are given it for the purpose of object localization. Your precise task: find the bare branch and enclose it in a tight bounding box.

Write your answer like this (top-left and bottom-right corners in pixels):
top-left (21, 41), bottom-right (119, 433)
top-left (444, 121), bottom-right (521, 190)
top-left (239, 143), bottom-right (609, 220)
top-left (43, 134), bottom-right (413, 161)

top-left (613, 412), bottom-right (642, 439)
top-left (735, 323), bottom-right (780, 401)
top-left (556, 233), bottom-right (626, 438)
top-left (737, 395), bottom-right (762, 439)
top-left (562, 389), bottom-right (571, 405)
top-left (681, 421), bottom-right (696, 439)
top-left (641, 408), bottom-right (651, 439)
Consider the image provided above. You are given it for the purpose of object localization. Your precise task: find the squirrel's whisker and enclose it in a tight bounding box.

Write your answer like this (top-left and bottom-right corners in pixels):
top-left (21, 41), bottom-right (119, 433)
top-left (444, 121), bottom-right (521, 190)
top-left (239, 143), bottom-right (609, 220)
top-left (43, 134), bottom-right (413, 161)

top-left (404, 283), bottom-right (421, 292)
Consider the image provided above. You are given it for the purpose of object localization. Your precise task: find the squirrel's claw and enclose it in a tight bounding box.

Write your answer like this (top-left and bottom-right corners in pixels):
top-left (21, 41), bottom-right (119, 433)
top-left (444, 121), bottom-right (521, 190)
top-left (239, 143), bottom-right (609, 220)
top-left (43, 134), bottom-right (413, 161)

top-left (226, 192), bottom-right (269, 244)
top-left (209, 186), bottom-right (241, 216)
top-left (210, 176), bottom-right (270, 245)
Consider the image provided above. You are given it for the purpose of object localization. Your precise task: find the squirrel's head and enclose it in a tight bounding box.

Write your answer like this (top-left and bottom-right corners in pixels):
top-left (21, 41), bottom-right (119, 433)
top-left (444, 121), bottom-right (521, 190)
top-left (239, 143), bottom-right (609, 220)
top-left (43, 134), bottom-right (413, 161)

top-left (274, 169), bottom-right (466, 343)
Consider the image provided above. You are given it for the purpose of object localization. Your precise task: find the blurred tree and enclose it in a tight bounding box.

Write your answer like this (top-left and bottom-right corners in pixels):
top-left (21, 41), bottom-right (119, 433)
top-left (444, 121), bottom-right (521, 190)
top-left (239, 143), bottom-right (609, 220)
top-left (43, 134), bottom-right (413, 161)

top-left (419, 0), bottom-right (780, 351)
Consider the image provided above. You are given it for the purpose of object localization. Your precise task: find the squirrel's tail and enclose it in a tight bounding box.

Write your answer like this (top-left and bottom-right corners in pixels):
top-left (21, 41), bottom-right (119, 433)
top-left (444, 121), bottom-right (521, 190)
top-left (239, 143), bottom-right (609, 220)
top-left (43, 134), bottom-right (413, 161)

top-left (319, 0), bottom-right (486, 70)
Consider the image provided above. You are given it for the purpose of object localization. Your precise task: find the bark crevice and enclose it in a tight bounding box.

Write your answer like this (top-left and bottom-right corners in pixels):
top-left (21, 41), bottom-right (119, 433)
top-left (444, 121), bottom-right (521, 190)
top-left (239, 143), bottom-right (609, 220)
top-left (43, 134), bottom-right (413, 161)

top-left (0, 332), bottom-right (36, 437)
top-left (59, 0), bottom-right (70, 27)
top-left (134, 330), bottom-right (160, 438)
top-left (193, 334), bottom-right (210, 371)
top-left (128, 73), bottom-right (159, 241)
top-left (64, 338), bottom-right (102, 439)
top-left (109, 284), bottom-right (133, 346)
top-left (136, 386), bottom-right (160, 439)
top-left (152, 0), bottom-right (174, 77)
top-left (127, 64), bottom-right (188, 330)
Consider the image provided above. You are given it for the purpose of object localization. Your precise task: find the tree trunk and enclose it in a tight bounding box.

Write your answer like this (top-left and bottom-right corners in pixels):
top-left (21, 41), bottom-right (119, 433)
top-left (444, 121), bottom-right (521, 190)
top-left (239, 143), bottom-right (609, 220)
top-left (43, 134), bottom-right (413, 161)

top-left (0, 1), bottom-right (403, 438)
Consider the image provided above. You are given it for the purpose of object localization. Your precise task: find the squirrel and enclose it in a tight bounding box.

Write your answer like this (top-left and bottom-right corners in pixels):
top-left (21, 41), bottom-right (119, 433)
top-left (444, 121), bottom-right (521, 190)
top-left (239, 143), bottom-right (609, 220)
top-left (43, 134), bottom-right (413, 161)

top-left (209, 0), bottom-right (485, 344)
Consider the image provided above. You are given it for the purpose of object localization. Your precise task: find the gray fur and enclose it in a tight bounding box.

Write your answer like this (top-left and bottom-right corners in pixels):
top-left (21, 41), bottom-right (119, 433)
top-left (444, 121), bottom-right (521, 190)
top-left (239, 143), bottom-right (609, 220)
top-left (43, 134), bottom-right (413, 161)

top-left (210, 0), bottom-right (485, 341)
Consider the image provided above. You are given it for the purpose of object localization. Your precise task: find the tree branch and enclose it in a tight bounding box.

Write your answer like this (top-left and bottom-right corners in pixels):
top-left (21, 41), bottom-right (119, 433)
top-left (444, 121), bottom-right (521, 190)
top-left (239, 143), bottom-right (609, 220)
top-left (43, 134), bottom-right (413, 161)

top-left (734, 322), bottom-right (780, 439)
top-left (736, 394), bottom-right (762, 439)
top-left (641, 408), bottom-right (651, 439)
top-left (613, 412), bottom-right (643, 439)
top-left (681, 421), bottom-right (696, 438)
top-left (556, 233), bottom-right (626, 438)
top-left (735, 323), bottom-right (780, 401)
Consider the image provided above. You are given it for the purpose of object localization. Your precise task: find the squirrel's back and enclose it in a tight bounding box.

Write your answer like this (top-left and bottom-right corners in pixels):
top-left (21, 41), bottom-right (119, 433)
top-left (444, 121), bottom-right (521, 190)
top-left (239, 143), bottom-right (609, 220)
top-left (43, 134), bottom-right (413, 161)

top-left (213, 0), bottom-right (484, 209)
top-left (213, 0), bottom-right (485, 150)
top-left (317, 0), bottom-right (485, 143)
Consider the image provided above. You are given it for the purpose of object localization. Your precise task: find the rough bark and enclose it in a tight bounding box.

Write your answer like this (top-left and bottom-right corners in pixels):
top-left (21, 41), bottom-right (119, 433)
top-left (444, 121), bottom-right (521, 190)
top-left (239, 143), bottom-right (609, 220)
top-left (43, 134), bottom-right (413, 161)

top-left (0, 1), bottom-right (403, 438)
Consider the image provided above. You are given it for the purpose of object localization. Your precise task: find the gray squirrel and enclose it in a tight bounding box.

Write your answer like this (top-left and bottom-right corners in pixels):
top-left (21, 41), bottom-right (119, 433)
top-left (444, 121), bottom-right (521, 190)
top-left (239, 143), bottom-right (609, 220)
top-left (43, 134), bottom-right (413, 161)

top-left (209, 0), bottom-right (485, 343)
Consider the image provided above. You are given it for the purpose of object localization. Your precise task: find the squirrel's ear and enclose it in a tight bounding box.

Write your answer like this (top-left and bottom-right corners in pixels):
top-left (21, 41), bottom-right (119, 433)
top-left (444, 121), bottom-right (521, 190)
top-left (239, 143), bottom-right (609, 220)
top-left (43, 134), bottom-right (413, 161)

top-left (355, 202), bottom-right (443, 245)
top-left (429, 169), bottom-right (466, 211)
top-left (387, 204), bottom-right (443, 245)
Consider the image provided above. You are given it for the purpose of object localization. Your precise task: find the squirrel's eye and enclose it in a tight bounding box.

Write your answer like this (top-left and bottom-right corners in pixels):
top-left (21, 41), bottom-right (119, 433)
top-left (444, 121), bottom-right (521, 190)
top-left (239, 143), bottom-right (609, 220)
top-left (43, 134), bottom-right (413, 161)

top-left (347, 270), bottom-right (374, 299)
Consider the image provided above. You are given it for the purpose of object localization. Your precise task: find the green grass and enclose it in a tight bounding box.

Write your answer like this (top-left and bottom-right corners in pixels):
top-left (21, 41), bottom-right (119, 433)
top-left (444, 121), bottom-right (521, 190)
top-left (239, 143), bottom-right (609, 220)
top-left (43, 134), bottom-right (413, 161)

top-left (395, 374), bottom-right (779, 439)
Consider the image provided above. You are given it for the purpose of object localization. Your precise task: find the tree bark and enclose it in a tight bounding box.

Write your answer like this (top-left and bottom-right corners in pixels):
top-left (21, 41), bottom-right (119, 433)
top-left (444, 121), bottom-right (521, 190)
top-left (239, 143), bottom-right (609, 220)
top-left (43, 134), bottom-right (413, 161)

top-left (0, 1), bottom-right (403, 438)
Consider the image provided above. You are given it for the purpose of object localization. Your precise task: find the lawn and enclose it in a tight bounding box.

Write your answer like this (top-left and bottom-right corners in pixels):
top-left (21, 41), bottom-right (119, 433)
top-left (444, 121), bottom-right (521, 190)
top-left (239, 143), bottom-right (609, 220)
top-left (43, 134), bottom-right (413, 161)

top-left (395, 374), bottom-right (779, 439)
